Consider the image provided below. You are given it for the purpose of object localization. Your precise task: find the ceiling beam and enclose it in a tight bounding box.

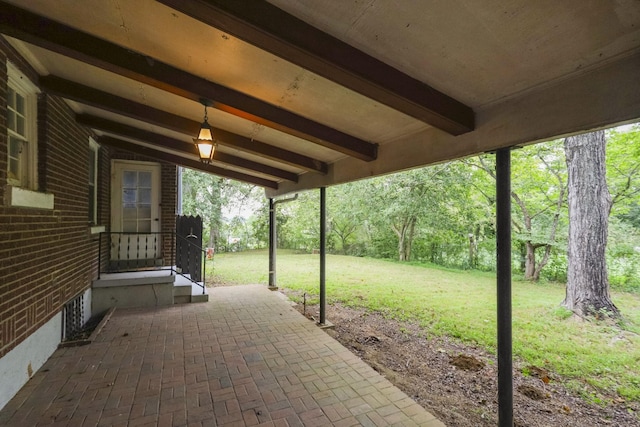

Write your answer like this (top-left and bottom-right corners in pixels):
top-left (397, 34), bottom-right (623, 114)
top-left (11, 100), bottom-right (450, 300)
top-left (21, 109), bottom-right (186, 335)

top-left (40, 75), bottom-right (328, 174)
top-left (98, 135), bottom-right (278, 189)
top-left (157, 0), bottom-right (475, 135)
top-left (77, 114), bottom-right (298, 182)
top-left (0, 1), bottom-right (377, 161)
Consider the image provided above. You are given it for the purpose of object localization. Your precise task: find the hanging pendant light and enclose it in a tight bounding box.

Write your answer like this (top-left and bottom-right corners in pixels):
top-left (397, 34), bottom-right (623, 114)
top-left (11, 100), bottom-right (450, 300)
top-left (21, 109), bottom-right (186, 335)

top-left (194, 101), bottom-right (217, 164)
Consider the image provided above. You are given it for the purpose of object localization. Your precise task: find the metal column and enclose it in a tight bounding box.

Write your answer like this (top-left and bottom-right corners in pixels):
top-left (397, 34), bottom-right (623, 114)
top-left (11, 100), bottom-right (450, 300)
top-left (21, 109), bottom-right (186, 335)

top-left (319, 187), bottom-right (327, 325)
top-left (496, 148), bottom-right (513, 427)
top-left (268, 198), bottom-right (276, 289)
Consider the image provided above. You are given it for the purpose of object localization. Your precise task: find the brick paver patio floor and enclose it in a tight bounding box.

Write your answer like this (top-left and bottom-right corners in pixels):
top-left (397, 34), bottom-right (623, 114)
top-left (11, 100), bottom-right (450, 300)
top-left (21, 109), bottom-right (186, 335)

top-left (0, 285), bottom-right (444, 426)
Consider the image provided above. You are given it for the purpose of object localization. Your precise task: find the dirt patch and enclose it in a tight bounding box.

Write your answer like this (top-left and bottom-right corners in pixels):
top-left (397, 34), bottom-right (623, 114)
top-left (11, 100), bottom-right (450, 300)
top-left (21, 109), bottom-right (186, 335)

top-left (450, 354), bottom-right (485, 372)
top-left (288, 297), bottom-right (639, 427)
top-left (518, 385), bottom-right (549, 401)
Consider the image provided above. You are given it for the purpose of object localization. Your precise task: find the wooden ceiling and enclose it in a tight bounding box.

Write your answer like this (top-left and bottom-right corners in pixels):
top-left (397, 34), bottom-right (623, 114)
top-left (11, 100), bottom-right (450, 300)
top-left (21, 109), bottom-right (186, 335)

top-left (1, 1), bottom-right (639, 194)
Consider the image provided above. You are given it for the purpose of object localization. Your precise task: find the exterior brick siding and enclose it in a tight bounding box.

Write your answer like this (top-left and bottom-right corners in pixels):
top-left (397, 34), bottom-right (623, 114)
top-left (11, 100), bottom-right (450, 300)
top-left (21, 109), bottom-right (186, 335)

top-left (0, 42), bottom-right (96, 358)
top-left (0, 39), bottom-right (177, 358)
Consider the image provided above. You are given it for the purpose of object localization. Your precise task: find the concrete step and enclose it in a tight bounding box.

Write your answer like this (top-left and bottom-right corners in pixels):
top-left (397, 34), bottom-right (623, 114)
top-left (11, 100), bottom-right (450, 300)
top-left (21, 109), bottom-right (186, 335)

top-left (94, 270), bottom-right (175, 287)
top-left (173, 295), bottom-right (191, 304)
top-left (173, 284), bottom-right (192, 297)
top-left (92, 270), bottom-right (176, 313)
top-left (173, 274), bottom-right (208, 304)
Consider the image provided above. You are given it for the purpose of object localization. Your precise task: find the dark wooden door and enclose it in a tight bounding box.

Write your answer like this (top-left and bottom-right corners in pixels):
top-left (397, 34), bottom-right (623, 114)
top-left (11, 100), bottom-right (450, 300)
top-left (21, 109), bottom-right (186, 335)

top-left (176, 215), bottom-right (203, 281)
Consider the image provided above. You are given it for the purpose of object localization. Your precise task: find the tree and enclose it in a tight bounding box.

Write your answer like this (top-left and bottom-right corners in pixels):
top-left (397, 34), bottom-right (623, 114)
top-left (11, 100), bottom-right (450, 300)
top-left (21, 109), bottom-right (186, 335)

top-left (181, 168), bottom-right (223, 248)
top-left (364, 165), bottom-right (469, 262)
top-left (285, 191), bottom-right (321, 251)
top-left (607, 125), bottom-right (640, 216)
top-left (367, 169), bottom-right (434, 262)
top-left (466, 143), bottom-right (567, 280)
top-left (512, 145), bottom-right (567, 281)
top-left (562, 130), bottom-right (619, 317)
top-left (181, 169), bottom-right (261, 250)
top-left (251, 200), bottom-right (288, 249)
top-left (328, 182), bottom-right (368, 254)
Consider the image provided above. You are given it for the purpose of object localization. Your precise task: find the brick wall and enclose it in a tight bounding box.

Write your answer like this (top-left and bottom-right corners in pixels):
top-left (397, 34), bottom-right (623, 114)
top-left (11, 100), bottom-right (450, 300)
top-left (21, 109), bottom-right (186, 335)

top-left (0, 42), bottom-right (100, 357)
top-left (160, 162), bottom-right (178, 264)
top-left (0, 40), bottom-right (178, 358)
top-left (0, 41), bottom-right (102, 358)
top-left (96, 145), bottom-right (112, 273)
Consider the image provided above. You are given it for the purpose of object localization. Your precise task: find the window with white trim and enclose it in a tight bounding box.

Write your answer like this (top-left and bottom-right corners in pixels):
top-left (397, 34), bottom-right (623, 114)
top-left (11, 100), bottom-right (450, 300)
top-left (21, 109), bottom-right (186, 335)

top-left (88, 138), bottom-right (99, 224)
top-left (6, 62), bottom-right (39, 189)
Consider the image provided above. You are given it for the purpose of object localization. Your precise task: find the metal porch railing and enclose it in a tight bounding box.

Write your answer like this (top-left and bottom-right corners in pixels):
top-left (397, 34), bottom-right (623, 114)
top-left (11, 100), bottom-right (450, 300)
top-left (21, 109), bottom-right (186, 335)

top-left (97, 231), bottom-right (208, 294)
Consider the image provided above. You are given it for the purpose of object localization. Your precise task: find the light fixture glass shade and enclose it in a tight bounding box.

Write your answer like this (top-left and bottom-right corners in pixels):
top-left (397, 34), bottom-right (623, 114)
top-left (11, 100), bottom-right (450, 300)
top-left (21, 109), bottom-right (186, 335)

top-left (195, 140), bottom-right (215, 160)
top-left (193, 120), bottom-right (216, 163)
top-left (197, 124), bottom-right (213, 141)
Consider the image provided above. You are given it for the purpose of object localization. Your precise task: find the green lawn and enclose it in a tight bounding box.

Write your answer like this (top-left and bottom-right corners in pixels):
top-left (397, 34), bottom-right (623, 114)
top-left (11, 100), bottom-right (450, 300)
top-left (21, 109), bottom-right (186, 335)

top-left (208, 249), bottom-right (640, 403)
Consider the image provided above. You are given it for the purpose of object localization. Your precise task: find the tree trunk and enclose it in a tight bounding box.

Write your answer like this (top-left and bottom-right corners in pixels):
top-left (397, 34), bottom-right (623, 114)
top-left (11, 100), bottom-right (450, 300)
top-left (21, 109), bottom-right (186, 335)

top-left (393, 223), bottom-right (407, 261)
top-left (533, 244), bottom-right (553, 281)
top-left (340, 235), bottom-right (348, 254)
top-left (512, 193), bottom-right (538, 280)
top-left (518, 241), bottom-right (526, 272)
top-left (393, 217), bottom-right (416, 262)
top-left (405, 217), bottom-right (416, 261)
top-left (398, 231), bottom-right (406, 261)
top-left (524, 241), bottom-right (536, 280)
top-left (468, 233), bottom-right (478, 268)
top-left (208, 228), bottom-right (214, 248)
top-left (562, 130), bottom-right (618, 317)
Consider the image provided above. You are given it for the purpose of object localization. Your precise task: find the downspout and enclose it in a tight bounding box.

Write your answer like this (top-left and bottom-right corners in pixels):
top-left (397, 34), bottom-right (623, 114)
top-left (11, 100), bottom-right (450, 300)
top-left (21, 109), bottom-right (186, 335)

top-left (269, 198), bottom-right (275, 289)
top-left (268, 194), bottom-right (298, 290)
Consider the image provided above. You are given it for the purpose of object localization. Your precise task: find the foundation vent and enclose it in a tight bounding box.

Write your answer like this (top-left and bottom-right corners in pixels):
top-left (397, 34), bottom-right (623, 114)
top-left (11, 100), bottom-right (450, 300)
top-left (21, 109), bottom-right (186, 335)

top-left (63, 293), bottom-right (84, 340)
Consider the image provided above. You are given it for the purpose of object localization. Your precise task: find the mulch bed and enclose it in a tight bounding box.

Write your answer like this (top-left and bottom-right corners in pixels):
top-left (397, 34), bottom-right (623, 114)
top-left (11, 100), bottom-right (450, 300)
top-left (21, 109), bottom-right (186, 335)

top-left (286, 296), bottom-right (639, 427)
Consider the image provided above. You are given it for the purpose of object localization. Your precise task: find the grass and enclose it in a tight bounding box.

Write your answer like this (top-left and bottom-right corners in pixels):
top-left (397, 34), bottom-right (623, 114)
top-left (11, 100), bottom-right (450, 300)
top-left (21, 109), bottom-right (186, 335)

top-left (209, 249), bottom-right (640, 403)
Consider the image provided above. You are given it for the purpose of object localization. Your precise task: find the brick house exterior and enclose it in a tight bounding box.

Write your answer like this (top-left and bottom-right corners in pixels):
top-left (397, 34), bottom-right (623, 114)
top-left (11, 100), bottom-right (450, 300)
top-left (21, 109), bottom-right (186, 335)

top-left (0, 40), bottom-right (177, 408)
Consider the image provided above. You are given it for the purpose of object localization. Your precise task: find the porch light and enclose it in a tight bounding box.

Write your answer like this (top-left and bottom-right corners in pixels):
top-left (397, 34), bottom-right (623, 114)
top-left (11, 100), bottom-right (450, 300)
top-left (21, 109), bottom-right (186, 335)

top-left (194, 101), bottom-right (216, 164)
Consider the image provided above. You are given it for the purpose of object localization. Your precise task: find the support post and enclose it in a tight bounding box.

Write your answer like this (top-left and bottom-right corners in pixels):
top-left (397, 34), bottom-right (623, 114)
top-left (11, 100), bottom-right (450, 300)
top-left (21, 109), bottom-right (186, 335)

top-left (319, 187), bottom-right (327, 325)
top-left (496, 148), bottom-right (513, 427)
top-left (268, 198), bottom-right (277, 289)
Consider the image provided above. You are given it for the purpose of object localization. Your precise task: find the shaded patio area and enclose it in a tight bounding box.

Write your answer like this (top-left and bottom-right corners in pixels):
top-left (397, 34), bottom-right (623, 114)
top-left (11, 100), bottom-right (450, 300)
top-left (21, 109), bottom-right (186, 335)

top-left (0, 285), bottom-right (442, 426)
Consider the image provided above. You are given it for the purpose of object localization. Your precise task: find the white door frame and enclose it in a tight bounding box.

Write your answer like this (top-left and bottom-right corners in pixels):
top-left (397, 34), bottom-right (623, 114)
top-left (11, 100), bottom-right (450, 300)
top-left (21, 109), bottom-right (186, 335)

top-left (110, 160), bottom-right (161, 261)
